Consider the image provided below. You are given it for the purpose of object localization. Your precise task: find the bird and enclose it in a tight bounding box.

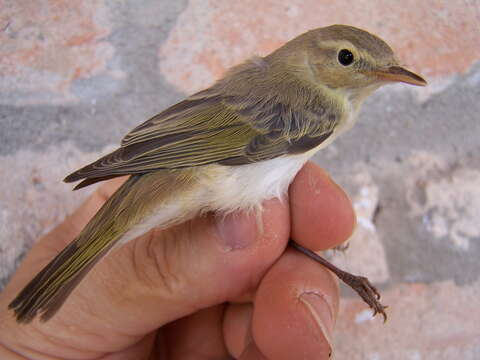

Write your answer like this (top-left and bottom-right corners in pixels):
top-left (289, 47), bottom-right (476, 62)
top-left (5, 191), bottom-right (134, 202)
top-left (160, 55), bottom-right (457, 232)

top-left (9, 24), bottom-right (426, 324)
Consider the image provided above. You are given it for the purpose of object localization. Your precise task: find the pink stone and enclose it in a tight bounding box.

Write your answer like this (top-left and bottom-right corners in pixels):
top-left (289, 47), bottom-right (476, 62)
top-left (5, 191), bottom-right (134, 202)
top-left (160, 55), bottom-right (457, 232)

top-left (159, 0), bottom-right (480, 93)
top-left (0, 0), bottom-right (113, 104)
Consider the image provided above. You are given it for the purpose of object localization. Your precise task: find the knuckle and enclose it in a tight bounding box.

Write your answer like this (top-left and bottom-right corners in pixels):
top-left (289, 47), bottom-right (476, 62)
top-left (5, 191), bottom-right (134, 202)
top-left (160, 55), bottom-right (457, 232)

top-left (130, 226), bottom-right (189, 299)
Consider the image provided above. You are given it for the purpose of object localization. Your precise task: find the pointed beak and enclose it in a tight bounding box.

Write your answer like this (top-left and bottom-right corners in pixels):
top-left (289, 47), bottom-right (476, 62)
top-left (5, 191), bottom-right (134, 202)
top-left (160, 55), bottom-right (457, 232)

top-left (374, 65), bottom-right (427, 86)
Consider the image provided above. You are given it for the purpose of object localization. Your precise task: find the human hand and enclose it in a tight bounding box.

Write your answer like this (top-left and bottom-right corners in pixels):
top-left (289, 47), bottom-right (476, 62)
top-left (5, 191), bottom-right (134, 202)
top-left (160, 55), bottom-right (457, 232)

top-left (0, 162), bottom-right (355, 359)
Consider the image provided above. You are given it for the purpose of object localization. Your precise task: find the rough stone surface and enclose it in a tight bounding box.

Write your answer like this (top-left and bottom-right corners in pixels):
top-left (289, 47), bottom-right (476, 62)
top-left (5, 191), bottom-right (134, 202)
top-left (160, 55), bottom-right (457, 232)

top-left (0, 0), bottom-right (115, 105)
top-left (160, 0), bottom-right (480, 92)
top-left (334, 280), bottom-right (480, 359)
top-left (1, 1), bottom-right (479, 358)
top-left (329, 166), bottom-right (390, 284)
top-left (0, 144), bottom-right (113, 287)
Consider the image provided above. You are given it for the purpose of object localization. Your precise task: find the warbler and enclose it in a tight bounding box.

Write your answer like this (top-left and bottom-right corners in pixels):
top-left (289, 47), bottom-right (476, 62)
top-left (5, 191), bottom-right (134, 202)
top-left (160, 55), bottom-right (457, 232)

top-left (9, 24), bottom-right (426, 323)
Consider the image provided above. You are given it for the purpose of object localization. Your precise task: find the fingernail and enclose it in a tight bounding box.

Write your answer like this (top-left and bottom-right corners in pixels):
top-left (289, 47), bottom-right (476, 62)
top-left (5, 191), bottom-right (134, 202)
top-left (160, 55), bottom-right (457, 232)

top-left (299, 292), bottom-right (335, 353)
top-left (216, 212), bottom-right (258, 251)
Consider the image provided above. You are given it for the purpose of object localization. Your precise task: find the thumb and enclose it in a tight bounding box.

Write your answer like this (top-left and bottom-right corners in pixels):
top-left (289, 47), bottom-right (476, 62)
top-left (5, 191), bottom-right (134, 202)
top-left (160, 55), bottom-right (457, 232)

top-left (90, 201), bottom-right (289, 332)
top-left (1, 187), bottom-right (290, 356)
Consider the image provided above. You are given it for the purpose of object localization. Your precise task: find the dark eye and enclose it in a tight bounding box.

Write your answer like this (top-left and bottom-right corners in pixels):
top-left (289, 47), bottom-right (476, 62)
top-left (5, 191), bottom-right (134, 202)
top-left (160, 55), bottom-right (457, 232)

top-left (338, 49), bottom-right (354, 66)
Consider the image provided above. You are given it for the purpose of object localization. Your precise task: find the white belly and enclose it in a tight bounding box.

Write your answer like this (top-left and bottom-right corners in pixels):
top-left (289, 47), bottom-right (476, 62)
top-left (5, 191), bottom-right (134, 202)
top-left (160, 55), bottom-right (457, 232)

top-left (200, 131), bottom-right (350, 214)
top-left (118, 150), bottom-right (319, 245)
top-left (201, 152), bottom-right (312, 213)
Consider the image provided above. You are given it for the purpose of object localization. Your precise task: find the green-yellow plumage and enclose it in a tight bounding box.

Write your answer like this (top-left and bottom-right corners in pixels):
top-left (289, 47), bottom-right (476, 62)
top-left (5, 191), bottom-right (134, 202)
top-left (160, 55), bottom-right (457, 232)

top-left (9, 25), bottom-right (426, 323)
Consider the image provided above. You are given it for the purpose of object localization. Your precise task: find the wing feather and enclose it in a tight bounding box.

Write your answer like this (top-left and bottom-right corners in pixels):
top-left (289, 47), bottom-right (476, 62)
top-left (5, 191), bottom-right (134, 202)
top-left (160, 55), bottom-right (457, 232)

top-left (65, 84), bottom-right (338, 187)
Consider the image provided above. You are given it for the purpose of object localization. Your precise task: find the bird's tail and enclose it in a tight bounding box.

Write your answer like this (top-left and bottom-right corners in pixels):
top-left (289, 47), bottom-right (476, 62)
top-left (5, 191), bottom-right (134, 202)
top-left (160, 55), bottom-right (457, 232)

top-left (9, 175), bottom-right (142, 323)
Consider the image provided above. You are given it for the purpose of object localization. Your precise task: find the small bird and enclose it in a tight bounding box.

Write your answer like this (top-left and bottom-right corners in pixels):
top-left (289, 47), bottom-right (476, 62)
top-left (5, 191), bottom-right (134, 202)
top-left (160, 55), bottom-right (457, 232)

top-left (9, 25), bottom-right (426, 323)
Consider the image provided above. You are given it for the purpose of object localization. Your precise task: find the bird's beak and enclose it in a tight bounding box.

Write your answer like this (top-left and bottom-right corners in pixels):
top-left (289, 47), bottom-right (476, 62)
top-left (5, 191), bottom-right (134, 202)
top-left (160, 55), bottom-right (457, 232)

top-left (374, 65), bottom-right (427, 86)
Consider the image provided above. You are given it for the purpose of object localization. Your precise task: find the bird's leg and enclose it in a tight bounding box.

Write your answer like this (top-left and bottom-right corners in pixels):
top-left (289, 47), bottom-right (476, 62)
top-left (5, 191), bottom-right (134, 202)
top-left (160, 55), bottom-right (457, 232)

top-left (289, 239), bottom-right (388, 322)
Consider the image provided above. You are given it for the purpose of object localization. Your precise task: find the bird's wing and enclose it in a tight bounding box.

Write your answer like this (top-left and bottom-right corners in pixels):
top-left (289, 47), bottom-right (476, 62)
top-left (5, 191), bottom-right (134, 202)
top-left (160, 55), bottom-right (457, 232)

top-left (65, 90), bottom-right (337, 189)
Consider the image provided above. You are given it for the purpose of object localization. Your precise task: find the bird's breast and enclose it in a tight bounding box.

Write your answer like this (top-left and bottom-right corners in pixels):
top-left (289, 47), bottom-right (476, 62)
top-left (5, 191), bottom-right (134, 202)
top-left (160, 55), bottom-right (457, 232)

top-left (197, 152), bottom-right (315, 213)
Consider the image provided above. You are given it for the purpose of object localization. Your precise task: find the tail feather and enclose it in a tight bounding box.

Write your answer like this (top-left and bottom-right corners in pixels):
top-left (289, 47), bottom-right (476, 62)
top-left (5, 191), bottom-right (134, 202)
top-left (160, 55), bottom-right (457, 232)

top-left (9, 171), bottom-right (186, 323)
top-left (9, 233), bottom-right (117, 323)
top-left (9, 176), bottom-right (143, 323)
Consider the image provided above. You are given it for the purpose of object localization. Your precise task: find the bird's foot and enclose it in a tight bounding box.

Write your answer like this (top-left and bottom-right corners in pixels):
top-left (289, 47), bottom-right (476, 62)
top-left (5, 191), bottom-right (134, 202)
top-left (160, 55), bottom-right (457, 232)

top-left (289, 239), bottom-right (388, 322)
top-left (337, 272), bottom-right (388, 322)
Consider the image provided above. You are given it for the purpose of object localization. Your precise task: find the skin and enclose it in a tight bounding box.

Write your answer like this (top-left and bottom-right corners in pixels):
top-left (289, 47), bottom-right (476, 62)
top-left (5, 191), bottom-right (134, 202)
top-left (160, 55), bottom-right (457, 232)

top-left (0, 162), bottom-right (355, 359)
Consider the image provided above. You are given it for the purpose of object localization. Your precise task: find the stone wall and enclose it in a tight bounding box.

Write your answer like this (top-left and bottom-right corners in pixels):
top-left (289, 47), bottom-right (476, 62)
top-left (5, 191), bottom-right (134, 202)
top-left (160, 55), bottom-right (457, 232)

top-left (1, 1), bottom-right (479, 358)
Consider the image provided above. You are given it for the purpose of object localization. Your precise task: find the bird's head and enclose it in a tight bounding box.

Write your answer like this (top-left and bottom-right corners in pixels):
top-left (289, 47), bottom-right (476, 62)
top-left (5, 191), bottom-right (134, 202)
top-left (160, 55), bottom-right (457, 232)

top-left (266, 25), bottom-right (426, 100)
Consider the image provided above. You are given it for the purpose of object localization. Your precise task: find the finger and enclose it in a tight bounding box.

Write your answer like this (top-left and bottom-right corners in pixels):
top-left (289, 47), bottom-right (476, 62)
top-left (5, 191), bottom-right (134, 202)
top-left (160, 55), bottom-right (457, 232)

top-left (101, 332), bottom-right (156, 360)
top-left (162, 305), bottom-right (229, 359)
top-left (223, 249), bottom-right (340, 359)
top-left (223, 303), bottom-right (253, 358)
top-left (289, 161), bottom-right (356, 250)
top-left (251, 249), bottom-right (339, 360)
top-left (239, 342), bottom-right (268, 360)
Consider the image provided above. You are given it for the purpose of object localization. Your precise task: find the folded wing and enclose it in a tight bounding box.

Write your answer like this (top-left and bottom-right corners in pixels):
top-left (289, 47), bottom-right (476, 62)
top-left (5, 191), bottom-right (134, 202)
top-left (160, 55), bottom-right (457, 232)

top-left (65, 89), bottom-right (337, 189)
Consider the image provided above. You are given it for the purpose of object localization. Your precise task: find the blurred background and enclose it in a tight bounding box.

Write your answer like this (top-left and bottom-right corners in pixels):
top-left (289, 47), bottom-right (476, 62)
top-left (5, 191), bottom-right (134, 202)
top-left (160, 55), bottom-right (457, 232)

top-left (1, 0), bottom-right (479, 358)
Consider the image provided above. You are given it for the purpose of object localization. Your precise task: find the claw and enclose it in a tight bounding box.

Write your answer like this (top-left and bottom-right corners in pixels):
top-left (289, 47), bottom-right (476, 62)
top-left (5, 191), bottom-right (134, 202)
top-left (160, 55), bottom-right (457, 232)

top-left (289, 240), bottom-right (389, 323)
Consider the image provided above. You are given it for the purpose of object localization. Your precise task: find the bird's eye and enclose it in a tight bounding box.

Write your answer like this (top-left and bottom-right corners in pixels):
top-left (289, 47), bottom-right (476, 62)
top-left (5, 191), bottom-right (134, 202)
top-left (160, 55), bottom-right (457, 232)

top-left (338, 49), bottom-right (354, 66)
